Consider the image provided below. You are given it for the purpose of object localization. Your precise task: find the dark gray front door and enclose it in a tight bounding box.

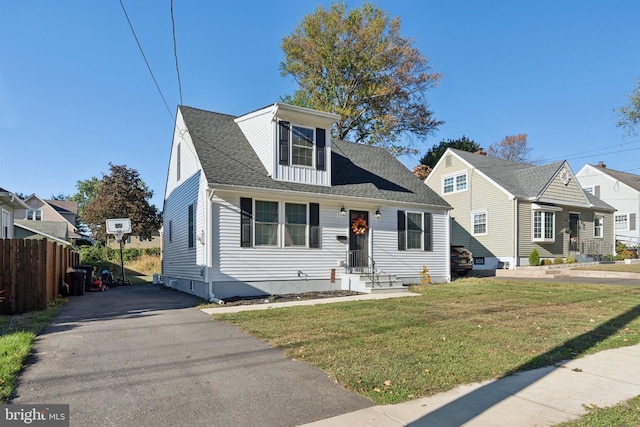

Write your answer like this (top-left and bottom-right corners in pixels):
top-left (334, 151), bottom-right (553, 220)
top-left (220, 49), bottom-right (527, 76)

top-left (349, 210), bottom-right (369, 269)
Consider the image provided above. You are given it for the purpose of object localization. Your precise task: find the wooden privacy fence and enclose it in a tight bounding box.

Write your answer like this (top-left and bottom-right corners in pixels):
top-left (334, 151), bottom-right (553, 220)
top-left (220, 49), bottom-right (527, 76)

top-left (0, 239), bottom-right (79, 314)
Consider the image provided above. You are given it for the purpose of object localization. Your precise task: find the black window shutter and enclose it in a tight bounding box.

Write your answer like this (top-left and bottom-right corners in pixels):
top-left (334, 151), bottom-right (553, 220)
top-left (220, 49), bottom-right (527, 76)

top-left (397, 210), bottom-right (406, 251)
top-left (631, 213), bottom-right (637, 231)
top-left (309, 203), bottom-right (320, 248)
top-left (316, 128), bottom-right (326, 171)
top-left (188, 204), bottom-right (194, 248)
top-left (424, 213), bottom-right (433, 251)
top-left (240, 197), bottom-right (253, 247)
top-left (279, 121), bottom-right (290, 166)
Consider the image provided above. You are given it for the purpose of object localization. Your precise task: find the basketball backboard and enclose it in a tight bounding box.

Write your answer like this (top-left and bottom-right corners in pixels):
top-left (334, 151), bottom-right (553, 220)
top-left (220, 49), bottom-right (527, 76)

top-left (106, 218), bottom-right (132, 235)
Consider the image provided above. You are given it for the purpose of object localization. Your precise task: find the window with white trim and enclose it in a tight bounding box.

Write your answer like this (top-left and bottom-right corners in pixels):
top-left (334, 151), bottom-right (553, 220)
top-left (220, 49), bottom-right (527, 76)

top-left (285, 203), bottom-right (307, 246)
top-left (291, 126), bottom-right (314, 167)
top-left (397, 211), bottom-right (432, 251)
top-left (442, 172), bottom-right (467, 194)
top-left (532, 210), bottom-right (555, 242)
top-left (615, 214), bottom-right (629, 231)
top-left (255, 200), bottom-right (279, 246)
top-left (241, 198), bottom-right (320, 248)
top-left (472, 211), bottom-right (487, 235)
top-left (27, 209), bottom-right (42, 221)
top-left (594, 215), bottom-right (604, 238)
top-left (407, 212), bottom-right (423, 250)
top-left (278, 121), bottom-right (326, 171)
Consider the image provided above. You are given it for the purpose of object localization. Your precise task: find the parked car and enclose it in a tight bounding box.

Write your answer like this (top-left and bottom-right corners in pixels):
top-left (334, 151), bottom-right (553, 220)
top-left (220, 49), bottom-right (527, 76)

top-left (451, 245), bottom-right (473, 276)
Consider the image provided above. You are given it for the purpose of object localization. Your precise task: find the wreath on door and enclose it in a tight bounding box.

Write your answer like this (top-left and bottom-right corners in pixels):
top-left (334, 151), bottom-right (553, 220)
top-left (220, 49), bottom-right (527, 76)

top-left (351, 218), bottom-right (368, 235)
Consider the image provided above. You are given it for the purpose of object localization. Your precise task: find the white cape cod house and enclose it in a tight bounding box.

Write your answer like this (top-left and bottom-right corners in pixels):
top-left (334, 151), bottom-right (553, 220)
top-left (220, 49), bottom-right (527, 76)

top-left (162, 103), bottom-right (452, 301)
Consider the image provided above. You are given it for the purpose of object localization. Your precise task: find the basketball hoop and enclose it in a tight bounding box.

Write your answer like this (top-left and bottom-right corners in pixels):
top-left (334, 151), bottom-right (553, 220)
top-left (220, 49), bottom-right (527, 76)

top-left (106, 218), bottom-right (132, 285)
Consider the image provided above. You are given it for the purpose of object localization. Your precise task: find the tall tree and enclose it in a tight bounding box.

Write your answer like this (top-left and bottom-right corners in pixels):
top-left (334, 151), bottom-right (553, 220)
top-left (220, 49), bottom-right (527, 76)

top-left (617, 79), bottom-right (640, 132)
top-left (486, 134), bottom-right (533, 163)
top-left (280, 1), bottom-right (442, 156)
top-left (82, 164), bottom-right (161, 243)
top-left (419, 136), bottom-right (481, 168)
top-left (70, 177), bottom-right (101, 218)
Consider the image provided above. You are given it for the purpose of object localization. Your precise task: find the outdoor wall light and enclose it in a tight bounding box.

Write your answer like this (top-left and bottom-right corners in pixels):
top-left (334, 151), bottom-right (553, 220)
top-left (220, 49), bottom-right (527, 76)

top-left (375, 209), bottom-right (381, 219)
top-left (339, 207), bottom-right (347, 216)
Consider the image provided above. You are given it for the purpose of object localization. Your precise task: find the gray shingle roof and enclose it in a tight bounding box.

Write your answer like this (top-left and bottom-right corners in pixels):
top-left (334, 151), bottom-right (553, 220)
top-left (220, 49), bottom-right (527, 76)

top-left (450, 149), bottom-right (614, 210)
top-left (450, 148), bottom-right (565, 198)
top-left (592, 165), bottom-right (640, 192)
top-left (15, 220), bottom-right (68, 239)
top-left (181, 106), bottom-right (450, 208)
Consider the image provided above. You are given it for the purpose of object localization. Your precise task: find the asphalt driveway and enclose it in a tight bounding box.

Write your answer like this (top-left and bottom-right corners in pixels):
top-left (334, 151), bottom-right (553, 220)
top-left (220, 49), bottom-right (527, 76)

top-left (10, 284), bottom-right (372, 426)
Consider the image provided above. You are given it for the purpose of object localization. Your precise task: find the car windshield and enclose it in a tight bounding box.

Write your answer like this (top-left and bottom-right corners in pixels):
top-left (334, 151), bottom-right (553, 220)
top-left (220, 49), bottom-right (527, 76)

top-left (452, 246), bottom-right (468, 254)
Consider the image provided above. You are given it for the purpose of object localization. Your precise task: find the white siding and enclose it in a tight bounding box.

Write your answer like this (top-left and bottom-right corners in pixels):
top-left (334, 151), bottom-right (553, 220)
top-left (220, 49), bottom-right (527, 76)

top-left (235, 107), bottom-right (275, 177)
top-left (163, 107), bottom-right (209, 285)
top-left (577, 164), bottom-right (640, 245)
top-left (371, 207), bottom-right (449, 280)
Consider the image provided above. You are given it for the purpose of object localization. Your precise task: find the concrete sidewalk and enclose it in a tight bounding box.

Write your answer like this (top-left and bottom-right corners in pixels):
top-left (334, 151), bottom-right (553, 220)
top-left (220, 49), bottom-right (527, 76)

top-left (299, 344), bottom-right (640, 426)
top-left (203, 292), bottom-right (640, 427)
top-left (201, 292), bottom-right (420, 314)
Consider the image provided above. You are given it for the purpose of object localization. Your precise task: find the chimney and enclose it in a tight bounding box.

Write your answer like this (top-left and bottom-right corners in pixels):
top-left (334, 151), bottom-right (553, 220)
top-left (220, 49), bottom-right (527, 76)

top-left (596, 161), bottom-right (606, 168)
top-left (474, 149), bottom-right (487, 156)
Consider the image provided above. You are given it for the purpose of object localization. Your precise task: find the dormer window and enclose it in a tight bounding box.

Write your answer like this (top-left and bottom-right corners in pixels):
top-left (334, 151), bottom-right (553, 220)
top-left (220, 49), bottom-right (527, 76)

top-left (292, 126), bottom-right (314, 166)
top-left (278, 120), bottom-right (326, 171)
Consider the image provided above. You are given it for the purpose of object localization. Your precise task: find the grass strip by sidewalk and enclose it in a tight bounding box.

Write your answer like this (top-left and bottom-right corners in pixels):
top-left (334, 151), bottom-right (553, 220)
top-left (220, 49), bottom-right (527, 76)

top-left (212, 279), bottom-right (640, 405)
top-left (0, 298), bottom-right (65, 403)
top-left (555, 395), bottom-right (640, 426)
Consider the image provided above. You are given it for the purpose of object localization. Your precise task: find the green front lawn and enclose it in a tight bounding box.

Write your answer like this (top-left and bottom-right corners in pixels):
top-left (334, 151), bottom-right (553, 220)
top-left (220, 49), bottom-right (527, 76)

top-left (212, 279), bottom-right (640, 405)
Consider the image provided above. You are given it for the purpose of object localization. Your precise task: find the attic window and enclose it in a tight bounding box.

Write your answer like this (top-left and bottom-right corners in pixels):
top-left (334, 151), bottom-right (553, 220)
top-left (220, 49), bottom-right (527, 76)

top-left (442, 172), bottom-right (467, 194)
top-left (292, 126), bottom-right (314, 167)
top-left (278, 121), bottom-right (326, 171)
top-left (27, 209), bottom-right (42, 221)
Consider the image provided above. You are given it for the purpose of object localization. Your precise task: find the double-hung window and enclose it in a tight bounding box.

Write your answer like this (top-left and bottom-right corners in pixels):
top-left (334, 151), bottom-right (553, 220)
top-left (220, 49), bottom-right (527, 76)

top-left (615, 214), bottom-right (629, 231)
top-left (278, 121), bottom-right (327, 171)
top-left (27, 209), bottom-right (42, 221)
top-left (442, 172), bottom-right (467, 194)
top-left (255, 200), bottom-right (279, 246)
top-left (291, 126), bottom-right (314, 167)
top-left (532, 205), bottom-right (558, 242)
top-left (594, 215), bottom-right (604, 238)
top-left (285, 203), bottom-right (307, 246)
top-left (398, 211), bottom-right (432, 251)
top-left (472, 211), bottom-right (487, 235)
top-left (241, 198), bottom-right (320, 248)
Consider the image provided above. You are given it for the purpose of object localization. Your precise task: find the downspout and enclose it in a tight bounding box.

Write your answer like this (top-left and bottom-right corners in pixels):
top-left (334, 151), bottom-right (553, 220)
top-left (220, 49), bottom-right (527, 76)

top-left (206, 188), bottom-right (224, 305)
top-left (513, 198), bottom-right (518, 267)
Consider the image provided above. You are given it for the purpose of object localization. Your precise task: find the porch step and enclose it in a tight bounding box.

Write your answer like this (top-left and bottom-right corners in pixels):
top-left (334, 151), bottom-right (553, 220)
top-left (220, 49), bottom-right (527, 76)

top-left (341, 272), bottom-right (407, 294)
top-left (363, 275), bottom-right (407, 294)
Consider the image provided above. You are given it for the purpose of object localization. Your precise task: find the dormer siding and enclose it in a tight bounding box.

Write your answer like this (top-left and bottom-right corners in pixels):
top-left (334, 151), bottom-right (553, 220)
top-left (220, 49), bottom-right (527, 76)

top-left (235, 103), bottom-right (338, 187)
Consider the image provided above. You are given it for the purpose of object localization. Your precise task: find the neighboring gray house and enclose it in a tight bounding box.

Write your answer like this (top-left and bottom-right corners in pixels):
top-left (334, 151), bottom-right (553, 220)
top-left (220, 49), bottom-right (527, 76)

top-left (425, 149), bottom-right (616, 270)
top-left (576, 162), bottom-right (640, 248)
top-left (162, 103), bottom-right (452, 301)
top-left (0, 187), bottom-right (29, 239)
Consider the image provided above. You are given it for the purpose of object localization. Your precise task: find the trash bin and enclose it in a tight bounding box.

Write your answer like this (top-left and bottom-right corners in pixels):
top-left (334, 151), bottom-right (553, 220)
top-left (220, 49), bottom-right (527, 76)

top-left (68, 270), bottom-right (86, 296)
top-left (76, 265), bottom-right (95, 291)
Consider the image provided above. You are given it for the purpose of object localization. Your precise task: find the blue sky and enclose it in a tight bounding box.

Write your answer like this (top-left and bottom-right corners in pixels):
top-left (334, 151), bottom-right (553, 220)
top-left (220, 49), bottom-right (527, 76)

top-left (2, 1), bottom-right (639, 209)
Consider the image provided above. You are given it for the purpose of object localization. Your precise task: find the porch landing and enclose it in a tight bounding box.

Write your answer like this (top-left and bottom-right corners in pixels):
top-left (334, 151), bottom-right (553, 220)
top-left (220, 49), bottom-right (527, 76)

top-left (340, 273), bottom-right (408, 294)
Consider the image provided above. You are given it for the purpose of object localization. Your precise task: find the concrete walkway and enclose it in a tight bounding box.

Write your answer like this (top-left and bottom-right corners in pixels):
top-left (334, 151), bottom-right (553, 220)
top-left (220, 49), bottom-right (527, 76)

top-left (299, 344), bottom-right (640, 426)
top-left (203, 291), bottom-right (640, 427)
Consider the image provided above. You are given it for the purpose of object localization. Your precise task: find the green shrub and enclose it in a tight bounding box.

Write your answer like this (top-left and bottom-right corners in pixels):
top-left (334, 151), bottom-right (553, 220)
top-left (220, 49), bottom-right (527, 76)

top-left (79, 243), bottom-right (108, 264)
top-left (553, 257), bottom-right (565, 264)
top-left (565, 256), bottom-right (575, 264)
top-left (529, 248), bottom-right (540, 266)
top-left (541, 259), bottom-right (553, 265)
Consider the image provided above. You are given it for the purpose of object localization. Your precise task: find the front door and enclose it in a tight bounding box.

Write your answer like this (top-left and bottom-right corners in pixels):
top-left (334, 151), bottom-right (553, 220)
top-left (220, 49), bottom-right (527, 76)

top-left (349, 210), bottom-right (369, 271)
top-left (569, 213), bottom-right (579, 252)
